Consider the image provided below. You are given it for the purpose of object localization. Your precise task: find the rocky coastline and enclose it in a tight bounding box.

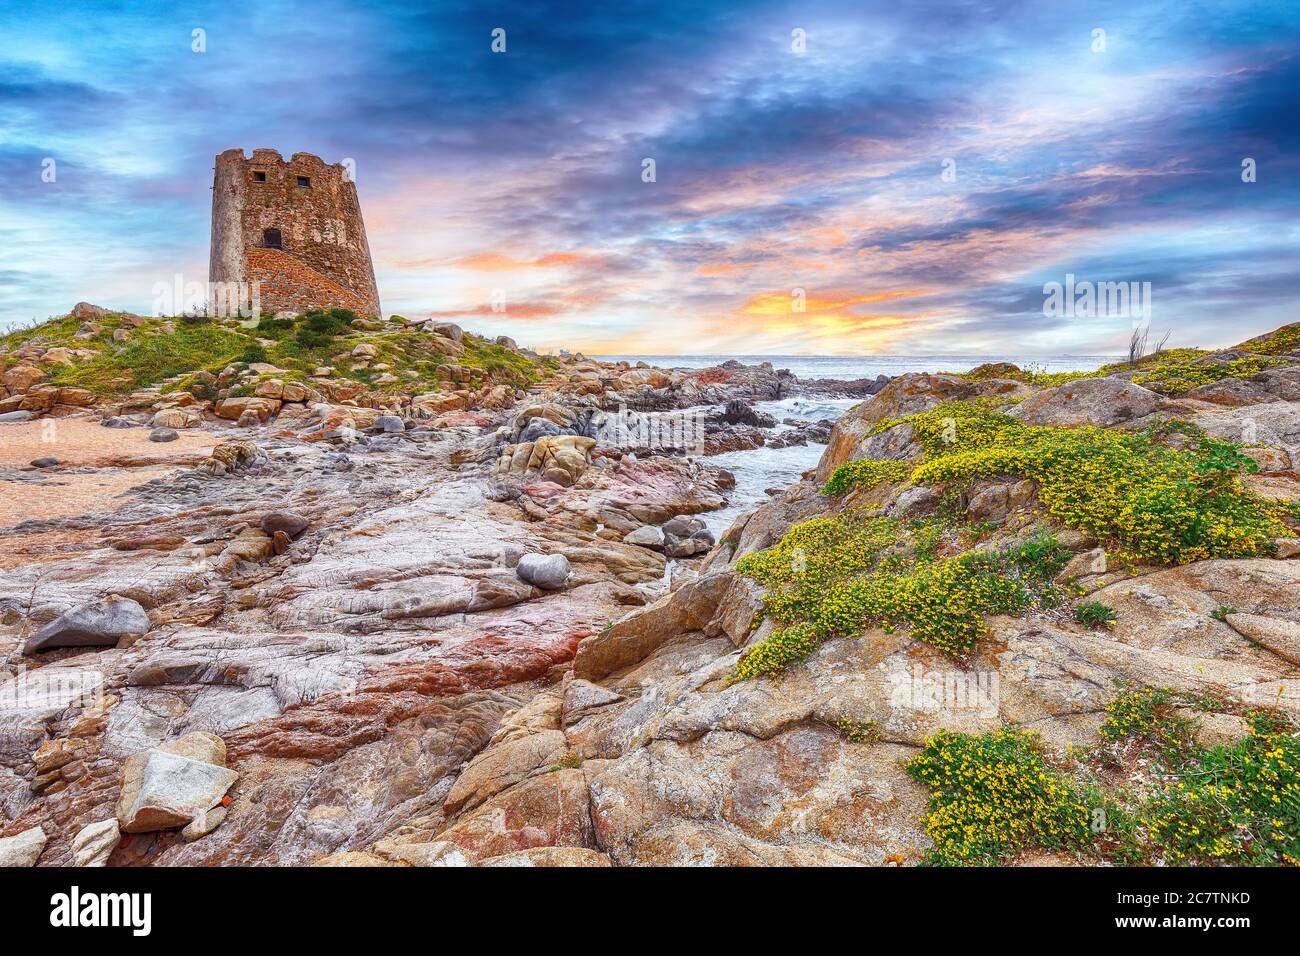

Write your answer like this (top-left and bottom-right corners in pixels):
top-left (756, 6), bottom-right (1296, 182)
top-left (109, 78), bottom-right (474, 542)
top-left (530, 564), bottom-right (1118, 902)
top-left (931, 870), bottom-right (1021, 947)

top-left (1, 305), bottom-right (1298, 867)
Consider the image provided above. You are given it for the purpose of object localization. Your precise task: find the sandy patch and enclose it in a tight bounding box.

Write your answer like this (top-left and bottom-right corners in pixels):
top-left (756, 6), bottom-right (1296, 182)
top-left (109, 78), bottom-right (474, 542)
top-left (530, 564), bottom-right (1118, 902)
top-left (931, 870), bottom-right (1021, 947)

top-left (0, 417), bottom-right (216, 467)
top-left (0, 418), bottom-right (219, 531)
top-left (0, 466), bottom-right (184, 529)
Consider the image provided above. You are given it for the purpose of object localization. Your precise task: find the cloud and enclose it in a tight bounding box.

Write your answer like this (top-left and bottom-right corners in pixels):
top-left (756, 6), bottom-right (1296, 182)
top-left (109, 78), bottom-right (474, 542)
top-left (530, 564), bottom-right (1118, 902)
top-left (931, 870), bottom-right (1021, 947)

top-left (1, 0), bottom-right (1298, 354)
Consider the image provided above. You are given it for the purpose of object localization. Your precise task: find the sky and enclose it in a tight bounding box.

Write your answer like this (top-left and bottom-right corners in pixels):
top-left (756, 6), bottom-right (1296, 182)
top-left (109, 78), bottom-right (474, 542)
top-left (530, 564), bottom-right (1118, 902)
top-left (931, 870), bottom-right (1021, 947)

top-left (1, 0), bottom-right (1297, 356)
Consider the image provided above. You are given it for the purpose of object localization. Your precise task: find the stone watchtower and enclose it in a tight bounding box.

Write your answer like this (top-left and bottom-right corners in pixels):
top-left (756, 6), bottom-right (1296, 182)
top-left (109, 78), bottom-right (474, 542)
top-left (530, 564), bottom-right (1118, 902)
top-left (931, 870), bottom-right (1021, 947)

top-left (209, 148), bottom-right (381, 317)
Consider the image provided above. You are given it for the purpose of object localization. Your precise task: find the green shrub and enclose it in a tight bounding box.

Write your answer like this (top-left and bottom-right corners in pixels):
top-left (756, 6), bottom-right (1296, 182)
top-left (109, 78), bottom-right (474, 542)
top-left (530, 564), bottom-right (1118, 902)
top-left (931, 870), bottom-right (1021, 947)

top-left (240, 343), bottom-right (270, 365)
top-left (293, 308), bottom-right (357, 348)
top-left (1074, 601), bottom-right (1117, 629)
top-left (251, 312), bottom-right (296, 338)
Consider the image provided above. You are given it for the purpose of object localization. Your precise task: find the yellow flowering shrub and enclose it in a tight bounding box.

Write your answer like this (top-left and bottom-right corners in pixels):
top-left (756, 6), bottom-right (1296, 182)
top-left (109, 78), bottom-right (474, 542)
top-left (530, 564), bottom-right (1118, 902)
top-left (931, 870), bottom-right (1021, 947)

top-left (1141, 712), bottom-right (1300, 865)
top-left (1101, 686), bottom-right (1185, 745)
top-left (1248, 322), bottom-right (1300, 356)
top-left (821, 458), bottom-right (910, 496)
top-left (734, 511), bottom-right (1067, 677)
top-left (1133, 356), bottom-right (1288, 395)
top-left (906, 728), bottom-right (1093, 865)
top-left (906, 405), bottom-right (1285, 564)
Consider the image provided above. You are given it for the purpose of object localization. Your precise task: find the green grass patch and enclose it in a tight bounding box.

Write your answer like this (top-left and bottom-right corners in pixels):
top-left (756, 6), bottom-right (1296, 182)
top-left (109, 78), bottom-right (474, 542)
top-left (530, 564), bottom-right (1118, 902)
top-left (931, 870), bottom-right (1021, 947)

top-left (1074, 600), bottom-right (1117, 629)
top-left (47, 323), bottom-right (254, 394)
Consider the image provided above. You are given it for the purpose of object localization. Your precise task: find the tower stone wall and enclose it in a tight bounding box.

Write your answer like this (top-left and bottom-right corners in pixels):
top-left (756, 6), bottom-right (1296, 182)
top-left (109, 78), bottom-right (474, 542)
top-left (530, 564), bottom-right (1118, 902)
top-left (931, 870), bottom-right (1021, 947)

top-left (209, 148), bottom-right (380, 316)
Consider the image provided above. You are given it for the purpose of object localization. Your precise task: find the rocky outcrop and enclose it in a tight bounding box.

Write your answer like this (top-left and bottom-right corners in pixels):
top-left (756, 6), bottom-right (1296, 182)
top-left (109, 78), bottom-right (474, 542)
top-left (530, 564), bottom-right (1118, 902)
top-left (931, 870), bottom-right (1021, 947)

top-left (5, 315), bottom-right (1300, 869)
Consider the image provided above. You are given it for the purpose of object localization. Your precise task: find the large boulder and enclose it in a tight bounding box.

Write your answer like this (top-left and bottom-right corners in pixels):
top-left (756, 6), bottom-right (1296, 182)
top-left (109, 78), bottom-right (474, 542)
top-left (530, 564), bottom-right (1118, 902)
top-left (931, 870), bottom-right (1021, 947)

top-left (115, 732), bottom-right (238, 834)
top-left (259, 511), bottom-right (310, 538)
top-left (24, 596), bottom-right (151, 653)
top-left (495, 435), bottom-right (595, 484)
top-left (721, 400), bottom-right (776, 428)
top-left (150, 408), bottom-right (201, 429)
top-left (70, 301), bottom-right (110, 320)
top-left (1192, 401), bottom-right (1300, 451)
top-left (1009, 377), bottom-right (1161, 428)
top-left (573, 571), bottom-right (734, 680)
top-left (623, 525), bottom-right (666, 551)
top-left (816, 372), bottom-right (1004, 482)
top-left (430, 321), bottom-right (464, 343)
top-left (2, 365), bottom-right (46, 394)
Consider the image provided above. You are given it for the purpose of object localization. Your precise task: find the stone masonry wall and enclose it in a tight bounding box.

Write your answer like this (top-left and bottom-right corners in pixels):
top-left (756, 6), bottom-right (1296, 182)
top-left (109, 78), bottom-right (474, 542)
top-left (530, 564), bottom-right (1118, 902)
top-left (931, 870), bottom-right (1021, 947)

top-left (210, 148), bottom-right (381, 317)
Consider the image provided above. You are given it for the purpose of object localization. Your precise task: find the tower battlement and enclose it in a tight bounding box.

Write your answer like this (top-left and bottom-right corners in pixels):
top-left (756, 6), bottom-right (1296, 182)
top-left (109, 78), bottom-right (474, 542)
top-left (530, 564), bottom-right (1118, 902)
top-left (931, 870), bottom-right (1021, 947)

top-left (209, 148), bottom-right (380, 317)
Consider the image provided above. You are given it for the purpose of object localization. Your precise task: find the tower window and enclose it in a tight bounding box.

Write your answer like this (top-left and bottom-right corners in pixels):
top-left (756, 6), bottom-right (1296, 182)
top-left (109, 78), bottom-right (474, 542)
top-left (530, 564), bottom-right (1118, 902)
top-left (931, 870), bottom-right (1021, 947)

top-left (252, 170), bottom-right (267, 183)
top-left (263, 228), bottom-right (282, 249)
top-left (297, 176), bottom-right (312, 188)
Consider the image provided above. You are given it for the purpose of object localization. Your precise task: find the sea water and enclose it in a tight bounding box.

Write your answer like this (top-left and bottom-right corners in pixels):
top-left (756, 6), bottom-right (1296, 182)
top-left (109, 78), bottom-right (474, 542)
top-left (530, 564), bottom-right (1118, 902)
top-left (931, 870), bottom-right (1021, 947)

top-left (602, 355), bottom-right (1118, 537)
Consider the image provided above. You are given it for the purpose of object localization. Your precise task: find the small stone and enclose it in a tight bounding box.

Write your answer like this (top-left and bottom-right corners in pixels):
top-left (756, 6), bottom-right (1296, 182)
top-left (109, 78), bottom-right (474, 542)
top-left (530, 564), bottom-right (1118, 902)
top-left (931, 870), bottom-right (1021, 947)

top-left (516, 553), bottom-right (570, 590)
top-left (271, 530), bottom-right (291, 555)
top-left (30, 456), bottom-right (59, 468)
top-left (149, 427), bottom-right (179, 443)
top-left (71, 819), bottom-right (120, 867)
top-left (181, 805), bottom-right (228, 841)
top-left (375, 414), bottom-right (405, 433)
top-left (237, 409), bottom-right (261, 427)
